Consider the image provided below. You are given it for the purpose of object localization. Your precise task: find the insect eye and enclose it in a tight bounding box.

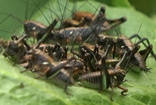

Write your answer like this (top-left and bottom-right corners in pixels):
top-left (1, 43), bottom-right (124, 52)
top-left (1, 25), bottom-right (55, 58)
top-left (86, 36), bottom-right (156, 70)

top-left (18, 44), bottom-right (22, 47)
top-left (114, 76), bottom-right (117, 79)
top-left (32, 69), bottom-right (35, 72)
top-left (121, 45), bottom-right (124, 49)
top-left (70, 31), bottom-right (73, 34)
top-left (32, 27), bottom-right (36, 30)
top-left (42, 62), bottom-right (49, 65)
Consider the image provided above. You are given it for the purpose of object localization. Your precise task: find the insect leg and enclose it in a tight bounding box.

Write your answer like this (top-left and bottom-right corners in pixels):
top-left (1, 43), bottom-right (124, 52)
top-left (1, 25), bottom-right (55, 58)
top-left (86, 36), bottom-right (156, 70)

top-left (130, 34), bottom-right (156, 60)
top-left (118, 85), bottom-right (128, 96)
top-left (46, 56), bottom-right (76, 78)
top-left (139, 44), bottom-right (153, 62)
top-left (37, 18), bottom-right (58, 41)
top-left (134, 37), bottom-right (156, 61)
top-left (72, 47), bottom-right (89, 71)
top-left (110, 82), bottom-right (114, 101)
top-left (100, 17), bottom-right (126, 32)
top-left (93, 44), bottom-right (100, 60)
top-left (99, 45), bottom-right (110, 92)
top-left (35, 67), bottom-right (50, 79)
top-left (12, 34), bottom-right (31, 50)
top-left (33, 40), bottom-right (42, 49)
top-left (115, 51), bottom-right (127, 69)
top-left (11, 35), bottom-right (18, 40)
top-left (107, 17), bottom-right (126, 24)
top-left (64, 59), bottom-right (76, 95)
top-left (85, 53), bottom-right (96, 72)
top-left (134, 37), bottom-right (149, 47)
top-left (129, 34), bottom-right (147, 47)
top-left (62, 46), bottom-right (68, 59)
top-left (0, 39), bottom-right (6, 51)
top-left (123, 45), bottom-right (141, 71)
top-left (71, 50), bottom-right (82, 58)
top-left (20, 69), bottom-right (30, 73)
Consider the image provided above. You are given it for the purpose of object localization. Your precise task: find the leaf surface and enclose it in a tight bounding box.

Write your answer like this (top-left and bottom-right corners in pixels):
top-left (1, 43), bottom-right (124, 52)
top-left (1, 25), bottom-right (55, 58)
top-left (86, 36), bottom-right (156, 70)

top-left (0, 0), bottom-right (156, 105)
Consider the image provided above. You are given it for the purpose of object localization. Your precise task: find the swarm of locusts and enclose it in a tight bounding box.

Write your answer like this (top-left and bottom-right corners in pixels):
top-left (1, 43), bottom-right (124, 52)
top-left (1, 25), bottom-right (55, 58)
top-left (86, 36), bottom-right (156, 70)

top-left (0, 2), bottom-right (156, 101)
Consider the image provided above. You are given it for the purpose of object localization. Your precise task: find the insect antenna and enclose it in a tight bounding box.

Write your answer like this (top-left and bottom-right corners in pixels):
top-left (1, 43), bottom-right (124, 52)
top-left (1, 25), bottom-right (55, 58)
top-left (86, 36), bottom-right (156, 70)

top-left (45, 4), bottom-right (61, 25)
top-left (132, 23), bottom-right (156, 61)
top-left (0, 1), bottom-right (40, 37)
top-left (57, 0), bottom-right (88, 20)
top-left (48, 1), bottom-right (54, 23)
top-left (99, 45), bottom-right (111, 91)
top-left (82, 45), bottom-right (98, 63)
top-left (0, 12), bottom-right (23, 24)
top-left (125, 54), bottom-right (135, 74)
top-left (57, 0), bottom-right (69, 28)
top-left (25, 0), bottom-right (29, 21)
top-left (39, 18), bottom-right (58, 42)
top-left (55, 0), bottom-right (69, 46)
top-left (34, 0), bottom-right (70, 43)
top-left (0, 14), bottom-right (21, 36)
top-left (124, 22), bottom-right (147, 73)
top-left (32, 0), bottom-right (50, 25)
top-left (38, 0), bottom-right (70, 44)
top-left (70, 2), bottom-right (102, 51)
top-left (97, 9), bottom-right (139, 73)
top-left (64, 58), bottom-right (76, 95)
top-left (48, 0), bottom-right (91, 47)
top-left (0, 14), bottom-right (14, 39)
top-left (132, 22), bottom-right (143, 44)
top-left (28, 2), bottom-right (40, 22)
top-left (0, 0), bottom-right (40, 25)
top-left (0, 30), bottom-right (14, 34)
top-left (71, 0), bottom-right (77, 16)
top-left (85, 0), bottom-right (102, 16)
top-left (54, 0), bottom-right (99, 26)
top-left (22, 0), bottom-right (37, 35)
top-left (0, 14), bottom-right (12, 24)
top-left (21, 0), bottom-right (41, 43)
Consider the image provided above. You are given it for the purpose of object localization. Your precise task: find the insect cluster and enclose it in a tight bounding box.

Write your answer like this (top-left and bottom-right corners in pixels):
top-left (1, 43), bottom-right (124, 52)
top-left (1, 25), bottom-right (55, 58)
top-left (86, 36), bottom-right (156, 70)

top-left (0, 1), bottom-right (155, 101)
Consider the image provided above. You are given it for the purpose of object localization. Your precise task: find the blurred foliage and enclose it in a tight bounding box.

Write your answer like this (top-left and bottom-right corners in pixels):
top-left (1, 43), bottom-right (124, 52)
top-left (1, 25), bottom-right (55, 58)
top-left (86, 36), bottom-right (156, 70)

top-left (129, 0), bottom-right (156, 24)
top-left (129, 0), bottom-right (156, 16)
top-left (0, 0), bottom-right (156, 105)
top-left (0, 0), bottom-right (47, 39)
top-left (98, 0), bottom-right (131, 8)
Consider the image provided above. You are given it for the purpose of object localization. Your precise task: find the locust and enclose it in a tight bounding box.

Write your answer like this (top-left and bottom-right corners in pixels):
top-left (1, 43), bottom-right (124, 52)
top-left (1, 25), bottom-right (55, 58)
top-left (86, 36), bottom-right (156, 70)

top-left (20, 40), bottom-right (83, 94)
top-left (0, 34), bottom-right (29, 64)
top-left (75, 44), bottom-right (130, 101)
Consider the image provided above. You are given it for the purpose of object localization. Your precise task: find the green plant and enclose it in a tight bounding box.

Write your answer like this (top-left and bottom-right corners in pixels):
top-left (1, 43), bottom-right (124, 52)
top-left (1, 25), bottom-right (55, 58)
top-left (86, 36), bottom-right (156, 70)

top-left (0, 0), bottom-right (156, 105)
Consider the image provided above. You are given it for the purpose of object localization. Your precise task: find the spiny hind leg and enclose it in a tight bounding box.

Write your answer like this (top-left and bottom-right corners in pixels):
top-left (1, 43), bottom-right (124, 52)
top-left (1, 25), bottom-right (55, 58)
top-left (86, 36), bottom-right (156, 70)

top-left (130, 34), bottom-right (156, 61)
top-left (118, 85), bottom-right (128, 96)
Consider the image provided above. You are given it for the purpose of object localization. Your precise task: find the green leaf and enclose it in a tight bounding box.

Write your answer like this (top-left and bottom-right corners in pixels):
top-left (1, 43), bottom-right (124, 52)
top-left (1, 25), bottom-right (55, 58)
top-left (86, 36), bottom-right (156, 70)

top-left (0, 0), bottom-right (47, 40)
top-left (0, 0), bottom-right (156, 105)
top-left (129, 0), bottom-right (156, 17)
top-left (94, 0), bottom-right (132, 8)
top-left (108, 0), bottom-right (131, 7)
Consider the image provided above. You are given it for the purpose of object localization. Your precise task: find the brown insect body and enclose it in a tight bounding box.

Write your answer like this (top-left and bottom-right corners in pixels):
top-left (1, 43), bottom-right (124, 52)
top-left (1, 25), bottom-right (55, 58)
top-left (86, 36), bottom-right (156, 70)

top-left (62, 19), bottom-right (85, 28)
top-left (24, 20), bottom-right (47, 38)
top-left (116, 35), bottom-right (153, 71)
top-left (78, 47), bottom-right (128, 101)
top-left (37, 43), bottom-right (68, 61)
top-left (73, 11), bottom-right (126, 29)
top-left (22, 44), bottom-right (84, 90)
top-left (96, 33), bottom-right (154, 72)
top-left (23, 6), bottom-right (126, 45)
top-left (61, 6), bottom-right (125, 30)
top-left (73, 12), bottom-right (96, 22)
top-left (0, 35), bottom-right (27, 63)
